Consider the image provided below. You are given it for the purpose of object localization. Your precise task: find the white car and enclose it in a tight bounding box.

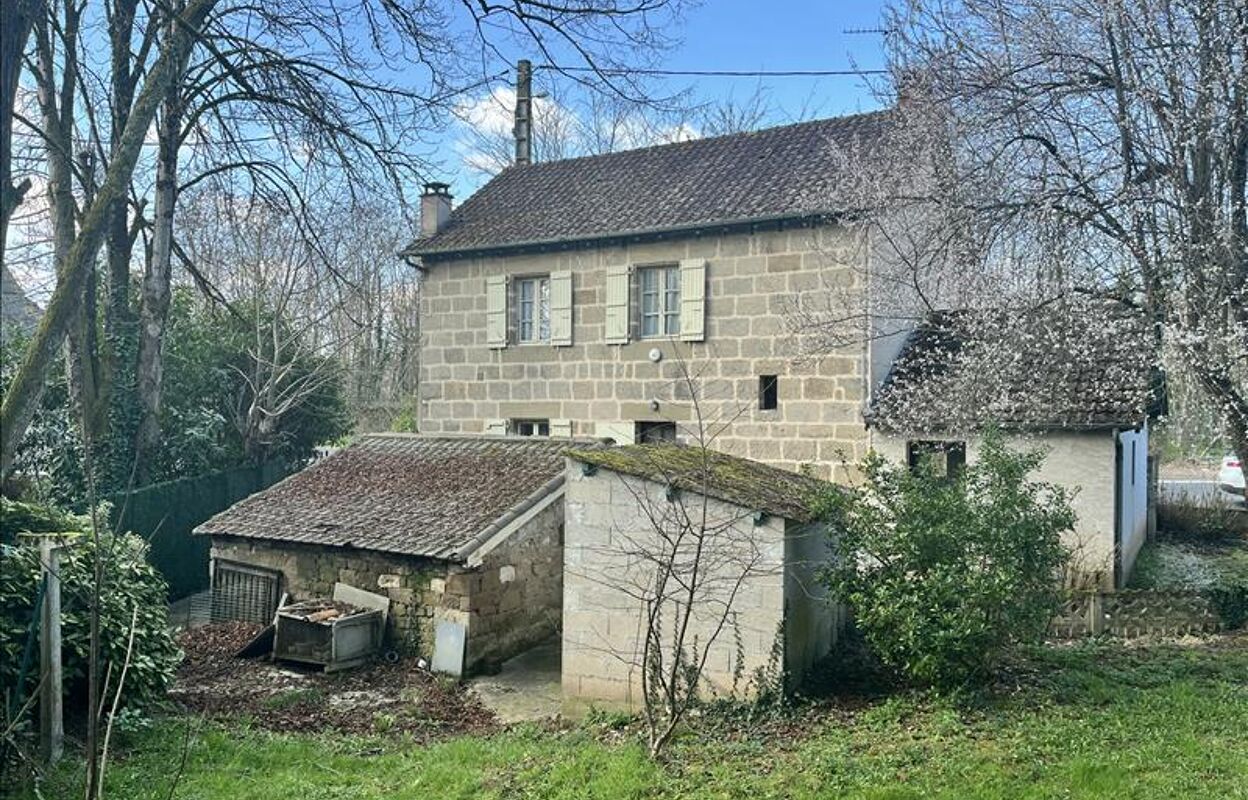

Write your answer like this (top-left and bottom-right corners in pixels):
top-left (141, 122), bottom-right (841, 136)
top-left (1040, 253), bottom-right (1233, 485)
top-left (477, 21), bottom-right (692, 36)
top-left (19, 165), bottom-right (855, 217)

top-left (1219, 454), bottom-right (1245, 498)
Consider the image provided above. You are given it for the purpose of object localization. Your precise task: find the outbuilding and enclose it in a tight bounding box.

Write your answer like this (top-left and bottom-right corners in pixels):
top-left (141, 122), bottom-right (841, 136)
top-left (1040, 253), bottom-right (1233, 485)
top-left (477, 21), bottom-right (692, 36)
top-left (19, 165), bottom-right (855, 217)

top-left (195, 434), bottom-right (581, 673)
top-left (866, 300), bottom-right (1160, 588)
top-left (561, 444), bottom-right (841, 708)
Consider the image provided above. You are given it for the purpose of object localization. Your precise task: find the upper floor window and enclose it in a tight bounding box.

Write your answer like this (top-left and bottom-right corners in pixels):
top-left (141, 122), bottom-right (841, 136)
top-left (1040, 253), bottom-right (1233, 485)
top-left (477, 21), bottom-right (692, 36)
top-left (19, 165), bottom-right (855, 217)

top-left (638, 265), bottom-right (680, 338)
top-left (516, 276), bottom-right (550, 343)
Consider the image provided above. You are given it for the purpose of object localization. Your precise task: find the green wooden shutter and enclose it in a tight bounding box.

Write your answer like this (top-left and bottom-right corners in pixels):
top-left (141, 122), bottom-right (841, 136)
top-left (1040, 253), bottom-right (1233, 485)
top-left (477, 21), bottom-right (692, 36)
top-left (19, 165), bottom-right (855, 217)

top-left (486, 275), bottom-right (508, 349)
top-left (604, 265), bottom-right (631, 344)
top-left (679, 259), bottom-right (706, 342)
top-left (550, 271), bottom-right (573, 346)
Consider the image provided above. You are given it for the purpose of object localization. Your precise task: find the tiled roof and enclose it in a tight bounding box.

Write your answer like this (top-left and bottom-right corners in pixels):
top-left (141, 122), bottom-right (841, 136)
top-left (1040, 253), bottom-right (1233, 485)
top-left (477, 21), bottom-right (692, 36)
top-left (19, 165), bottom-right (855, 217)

top-left (195, 435), bottom-right (582, 560)
top-left (566, 444), bottom-right (829, 522)
top-left (867, 300), bottom-right (1158, 433)
top-left (406, 111), bottom-right (892, 258)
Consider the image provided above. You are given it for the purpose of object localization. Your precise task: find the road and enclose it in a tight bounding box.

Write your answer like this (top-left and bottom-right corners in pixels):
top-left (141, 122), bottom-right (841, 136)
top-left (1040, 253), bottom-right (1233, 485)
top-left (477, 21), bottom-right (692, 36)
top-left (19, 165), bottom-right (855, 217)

top-left (1159, 480), bottom-right (1246, 509)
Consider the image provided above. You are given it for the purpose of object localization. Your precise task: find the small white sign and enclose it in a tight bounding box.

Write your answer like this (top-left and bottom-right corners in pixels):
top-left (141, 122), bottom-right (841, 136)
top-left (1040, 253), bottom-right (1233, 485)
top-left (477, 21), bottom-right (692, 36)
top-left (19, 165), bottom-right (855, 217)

top-left (499, 565), bottom-right (516, 583)
top-left (377, 574), bottom-right (400, 589)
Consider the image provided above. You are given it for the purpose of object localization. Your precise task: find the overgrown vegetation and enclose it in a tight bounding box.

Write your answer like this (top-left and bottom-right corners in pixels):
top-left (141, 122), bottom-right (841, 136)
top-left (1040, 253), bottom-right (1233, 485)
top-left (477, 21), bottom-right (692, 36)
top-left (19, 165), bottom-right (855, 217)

top-left (1156, 496), bottom-right (1248, 543)
top-left (1, 290), bottom-right (349, 509)
top-left (0, 501), bottom-right (181, 710)
top-left (816, 433), bottom-right (1074, 689)
top-left (13, 636), bottom-right (1248, 799)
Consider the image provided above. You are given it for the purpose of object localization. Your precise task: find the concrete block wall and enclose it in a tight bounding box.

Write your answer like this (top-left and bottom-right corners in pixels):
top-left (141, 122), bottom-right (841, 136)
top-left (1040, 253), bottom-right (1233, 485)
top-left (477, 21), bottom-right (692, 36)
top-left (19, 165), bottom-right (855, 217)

top-left (418, 226), bottom-right (871, 480)
top-left (563, 464), bottom-right (789, 708)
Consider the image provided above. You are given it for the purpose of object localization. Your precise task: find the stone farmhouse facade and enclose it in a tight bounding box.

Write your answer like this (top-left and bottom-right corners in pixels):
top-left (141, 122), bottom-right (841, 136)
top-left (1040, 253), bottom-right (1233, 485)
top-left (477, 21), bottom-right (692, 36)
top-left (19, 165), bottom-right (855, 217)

top-left (404, 113), bottom-right (899, 480)
top-left (196, 110), bottom-right (1157, 699)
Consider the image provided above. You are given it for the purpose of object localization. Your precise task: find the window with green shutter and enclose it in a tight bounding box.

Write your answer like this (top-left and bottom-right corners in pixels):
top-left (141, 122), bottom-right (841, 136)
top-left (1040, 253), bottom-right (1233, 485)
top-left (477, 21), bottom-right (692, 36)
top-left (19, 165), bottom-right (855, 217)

top-left (638, 265), bottom-right (680, 338)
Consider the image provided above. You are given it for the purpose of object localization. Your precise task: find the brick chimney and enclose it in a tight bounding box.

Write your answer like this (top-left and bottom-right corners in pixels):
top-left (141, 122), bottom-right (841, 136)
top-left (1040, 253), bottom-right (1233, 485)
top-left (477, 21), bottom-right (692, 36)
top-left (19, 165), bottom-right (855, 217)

top-left (513, 59), bottom-right (532, 166)
top-left (420, 182), bottom-right (452, 237)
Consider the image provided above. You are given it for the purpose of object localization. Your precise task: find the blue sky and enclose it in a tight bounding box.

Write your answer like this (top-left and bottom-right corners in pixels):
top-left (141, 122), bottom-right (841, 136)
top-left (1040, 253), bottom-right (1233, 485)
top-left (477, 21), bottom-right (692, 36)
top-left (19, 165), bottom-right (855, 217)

top-left (664, 0), bottom-right (888, 117)
top-left (439, 1), bottom-right (891, 193)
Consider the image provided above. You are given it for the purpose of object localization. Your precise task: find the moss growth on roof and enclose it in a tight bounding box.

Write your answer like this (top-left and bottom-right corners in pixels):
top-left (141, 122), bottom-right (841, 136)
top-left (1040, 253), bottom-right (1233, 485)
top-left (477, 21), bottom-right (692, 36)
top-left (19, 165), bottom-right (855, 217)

top-left (567, 444), bottom-right (828, 522)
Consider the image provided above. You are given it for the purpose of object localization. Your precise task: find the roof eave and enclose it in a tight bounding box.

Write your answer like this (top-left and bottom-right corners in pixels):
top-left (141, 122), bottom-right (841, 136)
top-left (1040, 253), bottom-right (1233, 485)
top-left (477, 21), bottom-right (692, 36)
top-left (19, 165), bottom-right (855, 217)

top-left (868, 416), bottom-right (1149, 435)
top-left (405, 210), bottom-right (846, 263)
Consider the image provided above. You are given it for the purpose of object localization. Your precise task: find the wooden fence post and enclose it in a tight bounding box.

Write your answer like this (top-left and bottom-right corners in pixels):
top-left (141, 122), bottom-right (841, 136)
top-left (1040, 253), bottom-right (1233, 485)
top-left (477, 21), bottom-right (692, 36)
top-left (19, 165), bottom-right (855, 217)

top-left (1088, 592), bottom-right (1105, 636)
top-left (39, 538), bottom-right (63, 764)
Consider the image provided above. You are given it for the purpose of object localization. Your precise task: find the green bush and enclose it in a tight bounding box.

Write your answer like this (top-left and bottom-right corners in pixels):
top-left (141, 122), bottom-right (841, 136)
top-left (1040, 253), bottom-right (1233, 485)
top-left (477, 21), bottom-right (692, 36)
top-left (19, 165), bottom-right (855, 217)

top-left (816, 432), bottom-right (1075, 689)
top-left (1, 505), bottom-right (181, 710)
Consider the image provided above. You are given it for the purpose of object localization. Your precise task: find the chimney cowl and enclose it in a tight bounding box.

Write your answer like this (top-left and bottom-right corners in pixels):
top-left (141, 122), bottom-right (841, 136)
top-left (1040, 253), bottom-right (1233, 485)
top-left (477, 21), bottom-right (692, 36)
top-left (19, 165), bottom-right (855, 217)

top-left (420, 182), bottom-right (453, 238)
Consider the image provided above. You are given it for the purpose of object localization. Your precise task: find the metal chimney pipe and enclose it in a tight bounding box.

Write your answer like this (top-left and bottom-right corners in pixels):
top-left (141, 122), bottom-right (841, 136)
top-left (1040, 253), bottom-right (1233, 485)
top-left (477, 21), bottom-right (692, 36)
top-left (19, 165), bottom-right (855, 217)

top-left (513, 59), bottom-right (532, 166)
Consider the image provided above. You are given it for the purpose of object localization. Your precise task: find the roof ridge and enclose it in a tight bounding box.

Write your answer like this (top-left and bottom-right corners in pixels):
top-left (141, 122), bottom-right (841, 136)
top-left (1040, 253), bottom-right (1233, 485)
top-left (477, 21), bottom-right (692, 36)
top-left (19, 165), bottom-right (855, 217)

top-left (491, 108), bottom-right (894, 173)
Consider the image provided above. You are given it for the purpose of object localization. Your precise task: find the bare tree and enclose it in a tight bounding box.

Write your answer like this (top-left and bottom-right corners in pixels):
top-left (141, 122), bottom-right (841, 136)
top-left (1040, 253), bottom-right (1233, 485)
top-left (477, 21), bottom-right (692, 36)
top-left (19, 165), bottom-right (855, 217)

top-left (569, 356), bottom-right (803, 759)
top-left (2, 0), bottom-right (691, 479)
top-left (861, 0), bottom-right (1248, 491)
top-left (454, 81), bottom-right (777, 181)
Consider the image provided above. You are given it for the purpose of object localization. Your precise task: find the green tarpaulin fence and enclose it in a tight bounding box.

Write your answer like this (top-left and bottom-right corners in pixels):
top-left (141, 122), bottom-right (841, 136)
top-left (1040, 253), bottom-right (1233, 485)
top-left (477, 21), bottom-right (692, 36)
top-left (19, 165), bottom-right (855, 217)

top-left (109, 460), bottom-right (293, 600)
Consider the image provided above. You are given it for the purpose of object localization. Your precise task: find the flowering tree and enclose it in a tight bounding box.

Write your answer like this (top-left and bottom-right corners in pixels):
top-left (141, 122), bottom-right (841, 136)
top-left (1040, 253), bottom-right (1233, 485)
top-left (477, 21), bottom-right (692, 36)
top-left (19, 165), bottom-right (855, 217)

top-left (792, 1), bottom-right (1246, 490)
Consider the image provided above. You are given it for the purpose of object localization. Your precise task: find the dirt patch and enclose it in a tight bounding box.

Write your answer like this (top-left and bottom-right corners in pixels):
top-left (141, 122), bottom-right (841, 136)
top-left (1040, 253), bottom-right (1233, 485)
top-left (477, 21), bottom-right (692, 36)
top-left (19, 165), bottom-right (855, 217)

top-left (171, 623), bottom-right (497, 739)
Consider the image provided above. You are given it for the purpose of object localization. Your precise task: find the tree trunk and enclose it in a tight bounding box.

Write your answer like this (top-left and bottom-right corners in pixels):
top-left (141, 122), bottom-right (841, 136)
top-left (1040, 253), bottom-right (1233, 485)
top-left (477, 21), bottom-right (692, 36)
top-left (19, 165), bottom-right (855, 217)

top-left (0, 0), bottom-right (218, 479)
top-left (100, 0), bottom-right (144, 425)
top-left (0, 0), bottom-right (43, 262)
top-left (134, 33), bottom-right (187, 483)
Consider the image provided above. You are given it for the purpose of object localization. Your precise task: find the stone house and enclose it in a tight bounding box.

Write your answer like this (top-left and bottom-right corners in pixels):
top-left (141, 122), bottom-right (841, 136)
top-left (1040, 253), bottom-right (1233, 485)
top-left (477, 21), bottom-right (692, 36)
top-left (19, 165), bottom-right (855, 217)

top-left (561, 444), bottom-right (839, 707)
top-left (865, 301), bottom-right (1159, 588)
top-left (403, 112), bottom-right (901, 480)
top-left (195, 434), bottom-right (582, 673)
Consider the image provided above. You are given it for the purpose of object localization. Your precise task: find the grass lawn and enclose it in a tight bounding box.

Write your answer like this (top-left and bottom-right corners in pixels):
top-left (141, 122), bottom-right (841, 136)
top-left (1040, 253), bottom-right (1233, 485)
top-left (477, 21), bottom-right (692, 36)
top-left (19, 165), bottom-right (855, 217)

top-left (15, 636), bottom-right (1248, 799)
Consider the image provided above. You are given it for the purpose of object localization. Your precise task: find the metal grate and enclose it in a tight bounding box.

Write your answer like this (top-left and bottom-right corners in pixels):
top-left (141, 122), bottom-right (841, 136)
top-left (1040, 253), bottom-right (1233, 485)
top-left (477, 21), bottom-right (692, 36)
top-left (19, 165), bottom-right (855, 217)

top-left (210, 559), bottom-right (281, 624)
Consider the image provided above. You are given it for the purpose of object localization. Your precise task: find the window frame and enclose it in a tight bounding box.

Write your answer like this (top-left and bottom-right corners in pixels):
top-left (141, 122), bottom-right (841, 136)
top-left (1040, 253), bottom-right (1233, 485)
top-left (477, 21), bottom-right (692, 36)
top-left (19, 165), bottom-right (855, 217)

top-left (512, 419), bottom-right (551, 437)
top-left (637, 265), bottom-right (681, 338)
top-left (635, 420), bottom-right (677, 444)
top-left (758, 375), bottom-right (779, 411)
top-left (514, 275), bottom-right (551, 344)
top-left (906, 440), bottom-right (967, 480)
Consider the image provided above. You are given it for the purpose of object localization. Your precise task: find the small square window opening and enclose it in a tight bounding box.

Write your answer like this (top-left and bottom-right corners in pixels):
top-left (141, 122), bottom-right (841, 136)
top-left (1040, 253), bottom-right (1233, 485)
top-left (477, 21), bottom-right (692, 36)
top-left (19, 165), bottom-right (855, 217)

top-left (906, 440), bottom-right (966, 479)
top-left (636, 420), bottom-right (677, 444)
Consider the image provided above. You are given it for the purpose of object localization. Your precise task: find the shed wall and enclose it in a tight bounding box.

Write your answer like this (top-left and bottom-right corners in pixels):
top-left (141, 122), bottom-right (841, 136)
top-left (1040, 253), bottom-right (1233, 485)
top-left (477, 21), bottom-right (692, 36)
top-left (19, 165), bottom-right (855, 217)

top-left (562, 464), bottom-right (790, 708)
top-left (209, 497), bottom-right (564, 672)
top-left (870, 431), bottom-right (1121, 588)
top-left (209, 536), bottom-right (445, 655)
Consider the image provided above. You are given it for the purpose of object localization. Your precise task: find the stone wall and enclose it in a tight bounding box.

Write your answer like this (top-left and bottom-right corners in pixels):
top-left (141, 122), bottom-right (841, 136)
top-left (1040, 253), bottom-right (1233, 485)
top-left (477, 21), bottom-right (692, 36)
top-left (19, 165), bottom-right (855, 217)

top-left (210, 536), bottom-right (446, 656)
top-left (444, 496), bottom-right (565, 671)
top-left (563, 464), bottom-right (791, 708)
top-left (418, 226), bottom-right (871, 480)
top-left (211, 505), bottom-right (565, 671)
